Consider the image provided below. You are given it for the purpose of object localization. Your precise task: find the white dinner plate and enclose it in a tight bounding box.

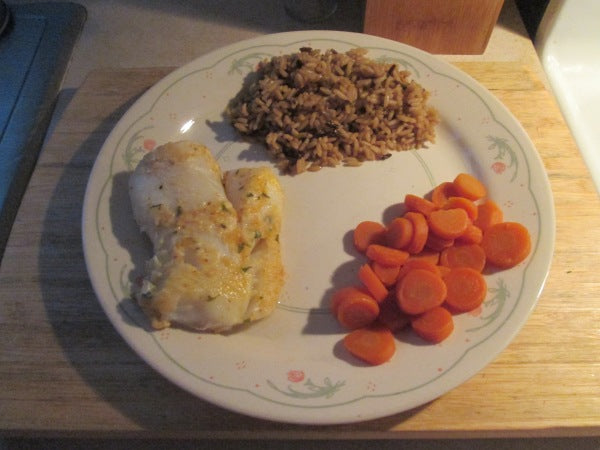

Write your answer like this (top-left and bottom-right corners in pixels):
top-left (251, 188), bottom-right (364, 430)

top-left (82, 31), bottom-right (555, 424)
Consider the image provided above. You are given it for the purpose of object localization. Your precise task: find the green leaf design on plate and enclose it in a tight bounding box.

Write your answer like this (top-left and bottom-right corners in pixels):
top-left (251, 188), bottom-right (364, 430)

top-left (267, 377), bottom-right (345, 399)
top-left (488, 135), bottom-right (518, 181)
top-left (228, 52), bottom-right (273, 75)
top-left (123, 126), bottom-right (154, 170)
top-left (468, 278), bottom-right (510, 332)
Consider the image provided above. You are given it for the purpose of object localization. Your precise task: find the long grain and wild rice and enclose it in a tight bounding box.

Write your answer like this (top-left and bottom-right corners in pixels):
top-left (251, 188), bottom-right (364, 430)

top-left (227, 47), bottom-right (439, 174)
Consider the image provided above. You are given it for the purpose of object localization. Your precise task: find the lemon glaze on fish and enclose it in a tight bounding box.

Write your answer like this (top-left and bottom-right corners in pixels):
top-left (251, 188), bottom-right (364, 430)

top-left (128, 141), bottom-right (284, 332)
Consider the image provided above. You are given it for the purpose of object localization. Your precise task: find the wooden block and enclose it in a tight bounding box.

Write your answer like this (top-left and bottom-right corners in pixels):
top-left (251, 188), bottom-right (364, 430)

top-left (363, 0), bottom-right (505, 54)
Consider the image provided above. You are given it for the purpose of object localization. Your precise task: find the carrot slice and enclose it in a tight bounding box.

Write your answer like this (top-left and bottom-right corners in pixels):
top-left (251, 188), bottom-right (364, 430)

top-left (473, 200), bottom-right (504, 231)
top-left (439, 243), bottom-right (487, 272)
top-left (377, 297), bottom-right (411, 332)
top-left (371, 262), bottom-right (401, 287)
top-left (358, 264), bottom-right (389, 303)
top-left (330, 286), bottom-right (374, 316)
top-left (396, 258), bottom-right (440, 282)
top-left (396, 268), bottom-right (447, 315)
top-left (408, 249), bottom-right (440, 265)
top-left (343, 325), bottom-right (396, 365)
top-left (353, 221), bottom-right (386, 253)
top-left (456, 223), bottom-right (483, 245)
top-left (431, 181), bottom-right (456, 208)
top-left (403, 211), bottom-right (429, 254)
top-left (336, 294), bottom-right (380, 330)
top-left (481, 222), bottom-right (531, 268)
top-left (453, 173), bottom-right (487, 201)
top-left (428, 208), bottom-right (469, 240)
top-left (436, 264), bottom-right (451, 278)
top-left (411, 306), bottom-right (454, 343)
top-left (443, 267), bottom-right (487, 312)
top-left (443, 196), bottom-right (478, 221)
top-left (425, 233), bottom-right (454, 252)
top-left (366, 244), bottom-right (409, 267)
top-left (405, 194), bottom-right (438, 217)
top-left (386, 217), bottom-right (413, 250)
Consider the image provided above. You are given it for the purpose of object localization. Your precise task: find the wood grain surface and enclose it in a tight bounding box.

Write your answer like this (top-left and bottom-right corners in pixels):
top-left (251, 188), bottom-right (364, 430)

top-left (0, 62), bottom-right (599, 438)
top-left (364, 0), bottom-right (505, 54)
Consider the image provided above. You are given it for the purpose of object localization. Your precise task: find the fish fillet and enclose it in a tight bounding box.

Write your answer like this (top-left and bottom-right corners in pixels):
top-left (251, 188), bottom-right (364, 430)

top-left (128, 140), bottom-right (284, 332)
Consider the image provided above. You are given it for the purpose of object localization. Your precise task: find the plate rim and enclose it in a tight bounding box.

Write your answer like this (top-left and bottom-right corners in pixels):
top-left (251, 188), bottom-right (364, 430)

top-left (81, 30), bottom-right (555, 425)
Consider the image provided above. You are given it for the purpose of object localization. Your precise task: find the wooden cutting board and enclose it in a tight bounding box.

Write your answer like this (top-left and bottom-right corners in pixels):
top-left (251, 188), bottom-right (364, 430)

top-left (0, 62), bottom-right (599, 437)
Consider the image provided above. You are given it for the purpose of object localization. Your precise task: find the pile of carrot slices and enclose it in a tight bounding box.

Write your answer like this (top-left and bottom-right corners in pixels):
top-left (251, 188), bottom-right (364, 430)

top-left (333, 173), bottom-right (532, 365)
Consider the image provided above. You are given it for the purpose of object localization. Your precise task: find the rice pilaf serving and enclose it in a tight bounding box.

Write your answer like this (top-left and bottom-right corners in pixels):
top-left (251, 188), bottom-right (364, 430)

top-left (228, 47), bottom-right (439, 174)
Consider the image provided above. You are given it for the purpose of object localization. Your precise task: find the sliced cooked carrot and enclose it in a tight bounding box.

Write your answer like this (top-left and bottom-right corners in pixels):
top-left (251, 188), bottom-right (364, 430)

top-left (443, 267), bottom-right (487, 312)
top-left (366, 244), bottom-right (409, 267)
top-left (431, 181), bottom-right (456, 208)
top-left (443, 196), bottom-right (478, 221)
top-left (425, 233), bottom-right (454, 252)
top-left (403, 211), bottom-right (429, 254)
top-left (371, 262), bottom-right (401, 287)
top-left (343, 325), bottom-right (396, 365)
top-left (481, 222), bottom-right (531, 269)
top-left (404, 194), bottom-right (438, 217)
top-left (334, 174), bottom-right (532, 364)
top-left (353, 221), bottom-right (386, 253)
top-left (330, 286), bottom-right (374, 316)
top-left (358, 264), bottom-right (389, 303)
top-left (386, 217), bottom-right (413, 250)
top-left (396, 258), bottom-right (440, 282)
top-left (408, 249), bottom-right (440, 265)
top-left (456, 223), bottom-right (483, 245)
top-left (453, 173), bottom-right (487, 201)
top-left (428, 208), bottom-right (469, 240)
top-left (411, 306), bottom-right (454, 343)
top-left (396, 268), bottom-right (447, 315)
top-left (436, 264), bottom-right (451, 278)
top-left (439, 243), bottom-right (486, 272)
top-left (473, 199), bottom-right (504, 231)
top-left (336, 293), bottom-right (380, 329)
top-left (377, 297), bottom-right (411, 332)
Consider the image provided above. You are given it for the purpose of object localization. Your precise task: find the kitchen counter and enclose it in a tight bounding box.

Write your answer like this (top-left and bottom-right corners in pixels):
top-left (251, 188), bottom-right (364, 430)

top-left (1, 0), bottom-right (599, 444)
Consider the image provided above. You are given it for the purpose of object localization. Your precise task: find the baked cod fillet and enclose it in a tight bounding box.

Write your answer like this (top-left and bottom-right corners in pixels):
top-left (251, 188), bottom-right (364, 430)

top-left (128, 140), bottom-right (284, 332)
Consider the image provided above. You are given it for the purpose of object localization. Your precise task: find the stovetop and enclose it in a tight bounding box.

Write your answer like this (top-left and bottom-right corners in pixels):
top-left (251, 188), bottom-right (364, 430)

top-left (0, 2), bottom-right (86, 250)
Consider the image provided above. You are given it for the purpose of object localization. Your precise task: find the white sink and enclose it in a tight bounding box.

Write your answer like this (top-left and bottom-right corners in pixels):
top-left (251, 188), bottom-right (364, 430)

top-left (535, 0), bottom-right (600, 194)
